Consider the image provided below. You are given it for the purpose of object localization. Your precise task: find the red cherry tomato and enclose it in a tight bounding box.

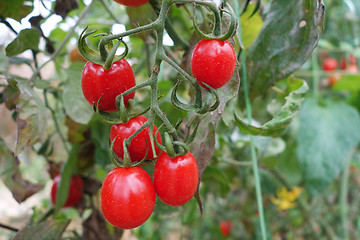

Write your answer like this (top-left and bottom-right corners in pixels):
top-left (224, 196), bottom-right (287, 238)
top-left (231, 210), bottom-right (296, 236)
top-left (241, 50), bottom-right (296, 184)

top-left (220, 220), bottom-right (233, 237)
top-left (346, 64), bottom-right (358, 73)
top-left (110, 115), bottom-right (162, 162)
top-left (51, 175), bottom-right (84, 208)
top-left (328, 73), bottom-right (342, 87)
top-left (191, 39), bottom-right (236, 89)
top-left (113, 0), bottom-right (148, 7)
top-left (100, 167), bottom-right (156, 229)
top-left (81, 59), bottom-right (136, 112)
top-left (340, 55), bottom-right (357, 70)
top-left (153, 152), bottom-right (199, 206)
top-left (322, 58), bottom-right (338, 71)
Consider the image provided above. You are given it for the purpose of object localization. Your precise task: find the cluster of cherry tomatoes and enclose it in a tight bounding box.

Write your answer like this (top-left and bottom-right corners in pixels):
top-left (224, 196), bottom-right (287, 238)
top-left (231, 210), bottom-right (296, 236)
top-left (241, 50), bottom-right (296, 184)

top-left (321, 54), bottom-right (358, 86)
top-left (51, 0), bottom-right (237, 230)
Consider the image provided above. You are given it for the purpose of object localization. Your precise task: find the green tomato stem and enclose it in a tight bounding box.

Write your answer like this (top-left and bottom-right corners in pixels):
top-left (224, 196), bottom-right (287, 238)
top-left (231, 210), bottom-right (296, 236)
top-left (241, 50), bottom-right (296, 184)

top-left (234, 1), bottom-right (267, 239)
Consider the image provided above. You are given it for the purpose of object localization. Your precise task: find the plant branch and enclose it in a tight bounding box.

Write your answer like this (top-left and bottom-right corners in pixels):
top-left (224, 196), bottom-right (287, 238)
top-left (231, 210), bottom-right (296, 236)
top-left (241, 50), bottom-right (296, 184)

top-left (29, 0), bottom-right (98, 82)
top-left (234, 1), bottom-right (267, 239)
top-left (44, 90), bottom-right (70, 154)
top-left (339, 148), bottom-right (355, 240)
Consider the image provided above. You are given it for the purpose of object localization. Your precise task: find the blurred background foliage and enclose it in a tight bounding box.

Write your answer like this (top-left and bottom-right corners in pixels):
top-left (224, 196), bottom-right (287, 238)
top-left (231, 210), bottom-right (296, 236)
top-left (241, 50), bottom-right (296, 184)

top-left (0, 0), bottom-right (360, 239)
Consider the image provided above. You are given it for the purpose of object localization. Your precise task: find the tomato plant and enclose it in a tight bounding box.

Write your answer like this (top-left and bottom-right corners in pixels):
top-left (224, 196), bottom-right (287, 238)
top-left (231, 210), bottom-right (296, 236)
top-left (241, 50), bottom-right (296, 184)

top-left (110, 115), bottom-right (162, 162)
top-left (322, 57), bottom-right (338, 71)
top-left (51, 175), bottom-right (84, 208)
top-left (219, 220), bottom-right (233, 237)
top-left (153, 152), bottom-right (199, 206)
top-left (81, 59), bottom-right (136, 112)
top-left (191, 39), bottom-right (236, 89)
top-left (113, 0), bottom-right (149, 7)
top-left (100, 167), bottom-right (156, 229)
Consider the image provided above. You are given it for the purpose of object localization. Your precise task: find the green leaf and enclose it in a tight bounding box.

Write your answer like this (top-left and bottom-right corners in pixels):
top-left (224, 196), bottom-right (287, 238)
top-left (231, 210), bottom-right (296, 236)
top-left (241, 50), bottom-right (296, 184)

top-left (332, 74), bottom-right (360, 92)
top-left (6, 28), bottom-right (41, 57)
top-left (235, 78), bottom-right (308, 137)
top-left (90, 118), bottom-right (111, 167)
top-left (55, 144), bottom-right (80, 211)
top-left (12, 219), bottom-right (70, 240)
top-left (15, 79), bottom-right (47, 155)
top-left (62, 62), bottom-right (93, 125)
top-left (0, 0), bottom-right (33, 21)
top-left (297, 97), bottom-right (360, 194)
top-left (202, 166), bottom-right (231, 197)
top-left (246, 0), bottom-right (324, 98)
top-left (0, 139), bottom-right (43, 203)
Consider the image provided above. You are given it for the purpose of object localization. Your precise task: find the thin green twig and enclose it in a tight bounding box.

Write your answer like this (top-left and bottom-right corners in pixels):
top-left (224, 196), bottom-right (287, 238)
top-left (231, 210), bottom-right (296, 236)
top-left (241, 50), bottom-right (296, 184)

top-left (43, 91), bottom-right (70, 154)
top-left (340, 148), bottom-right (355, 240)
top-left (29, 0), bottom-right (98, 82)
top-left (234, 1), bottom-right (267, 239)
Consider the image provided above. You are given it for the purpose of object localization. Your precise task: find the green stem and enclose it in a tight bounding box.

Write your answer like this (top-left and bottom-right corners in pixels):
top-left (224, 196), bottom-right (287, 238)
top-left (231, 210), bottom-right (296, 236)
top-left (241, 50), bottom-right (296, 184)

top-left (149, 0), bottom-right (189, 50)
top-left (311, 48), bottom-right (320, 99)
top-left (235, 1), bottom-right (267, 239)
top-left (43, 90), bottom-right (70, 154)
top-left (340, 149), bottom-right (354, 240)
top-left (29, 0), bottom-right (97, 82)
top-left (99, 0), bottom-right (122, 23)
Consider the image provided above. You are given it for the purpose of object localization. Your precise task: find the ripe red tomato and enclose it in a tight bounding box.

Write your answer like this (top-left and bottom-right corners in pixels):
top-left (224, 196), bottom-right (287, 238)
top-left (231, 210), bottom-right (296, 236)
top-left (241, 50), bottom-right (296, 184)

top-left (191, 39), bottom-right (236, 89)
top-left (110, 115), bottom-right (162, 162)
top-left (113, 0), bottom-right (148, 7)
top-left (328, 73), bottom-right (342, 87)
top-left (100, 167), bottom-right (156, 229)
top-left (81, 59), bottom-right (136, 112)
top-left (153, 152), bottom-right (199, 206)
top-left (322, 57), bottom-right (338, 71)
top-left (346, 64), bottom-right (358, 73)
top-left (51, 175), bottom-right (84, 208)
top-left (340, 55), bottom-right (357, 70)
top-left (220, 220), bottom-right (233, 237)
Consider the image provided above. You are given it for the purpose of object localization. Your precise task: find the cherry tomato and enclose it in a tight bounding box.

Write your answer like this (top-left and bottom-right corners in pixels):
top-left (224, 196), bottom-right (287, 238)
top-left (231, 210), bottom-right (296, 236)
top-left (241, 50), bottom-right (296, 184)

top-left (340, 55), bottom-right (357, 70)
top-left (100, 167), bottom-right (156, 229)
top-left (153, 152), bottom-right (199, 206)
top-left (220, 220), bottom-right (233, 237)
top-left (322, 58), bottom-right (338, 71)
top-left (110, 115), bottom-right (162, 162)
top-left (51, 175), bottom-right (84, 208)
top-left (113, 0), bottom-right (148, 7)
top-left (191, 39), bottom-right (236, 89)
top-left (81, 59), bottom-right (136, 112)
top-left (346, 64), bottom-right (358, 73)
top-left (328, 73), bottom-right (342, 87)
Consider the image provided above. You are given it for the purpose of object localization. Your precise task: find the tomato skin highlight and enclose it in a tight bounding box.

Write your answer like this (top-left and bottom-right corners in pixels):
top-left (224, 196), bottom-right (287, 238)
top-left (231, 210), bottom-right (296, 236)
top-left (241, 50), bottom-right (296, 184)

top-left (51, 175), bottom-right (84, 208)
top-left (153, 152), bottom-right (199, 206)
top-left (113, 0), bottom-right (148, 7)
top-left (220, 220), bottom-right (233, 237)
top-left (81, 59), bottom-right (136, 112)
top-left (100, 167), bottom-right (156, 229)
top-left (191, 39), bottom-right (236, 89)
top-left (110, 115), bottom-right (162, 162)
top-left (322, 57), bottom-right (338, 71)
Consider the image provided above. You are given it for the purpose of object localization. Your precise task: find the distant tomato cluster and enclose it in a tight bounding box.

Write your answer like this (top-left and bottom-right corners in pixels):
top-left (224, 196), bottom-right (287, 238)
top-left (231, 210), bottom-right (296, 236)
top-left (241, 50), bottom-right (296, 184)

top-left (321, 54), bottom-right (358, 87)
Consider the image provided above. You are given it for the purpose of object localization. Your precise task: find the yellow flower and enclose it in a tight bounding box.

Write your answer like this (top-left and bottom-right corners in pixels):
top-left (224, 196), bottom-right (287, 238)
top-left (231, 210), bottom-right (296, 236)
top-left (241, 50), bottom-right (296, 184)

top-left (270, 187), bottom-right (303, 211)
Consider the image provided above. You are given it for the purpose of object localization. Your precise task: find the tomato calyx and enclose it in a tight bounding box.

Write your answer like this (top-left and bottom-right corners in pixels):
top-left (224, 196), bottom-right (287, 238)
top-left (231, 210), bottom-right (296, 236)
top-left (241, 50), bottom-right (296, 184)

top-left (171, 80), bottom-right (220, 114)
top-left (78, 27), bottom-right (129, 70)
top-left (193, 2), bottom-right (237, 41)
top-left (110, 135), bottom-right (151, 168)
top-left (94, 95), bottom-right (150, 125)
top-left (154, 122), bottom-right (199, 159)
